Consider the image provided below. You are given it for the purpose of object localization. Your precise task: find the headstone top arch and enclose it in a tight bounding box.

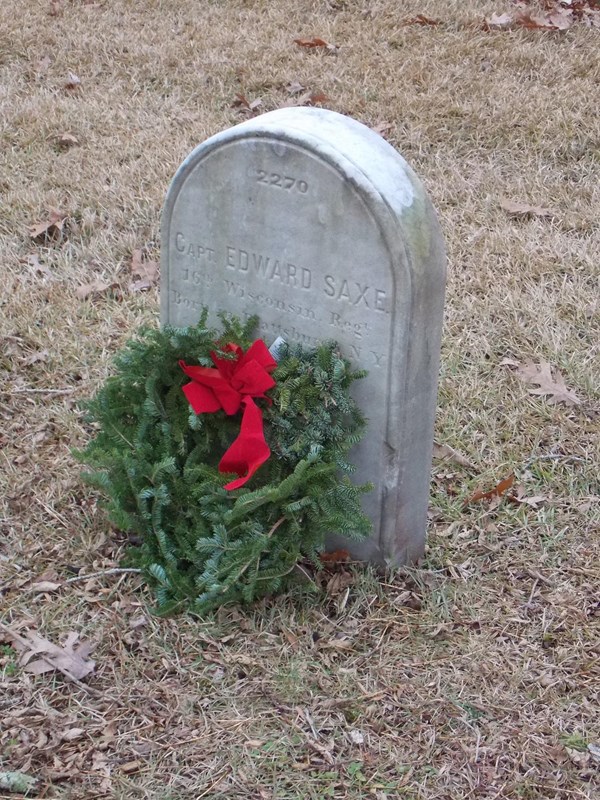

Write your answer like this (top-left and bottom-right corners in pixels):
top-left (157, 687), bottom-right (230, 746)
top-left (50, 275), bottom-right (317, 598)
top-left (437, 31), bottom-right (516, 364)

top-left (161, 107), bottom-right (445, 566)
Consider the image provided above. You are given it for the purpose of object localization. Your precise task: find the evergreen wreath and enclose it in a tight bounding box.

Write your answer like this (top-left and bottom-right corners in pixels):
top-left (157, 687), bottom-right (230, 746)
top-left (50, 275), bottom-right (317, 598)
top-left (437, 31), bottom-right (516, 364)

top-left (78, 310), bottom-right (372, 615)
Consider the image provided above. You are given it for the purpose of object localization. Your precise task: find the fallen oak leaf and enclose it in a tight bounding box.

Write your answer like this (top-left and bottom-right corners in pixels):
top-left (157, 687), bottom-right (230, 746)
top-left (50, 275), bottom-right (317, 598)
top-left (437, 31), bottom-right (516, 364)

top-left (433, 442), bottom-right (475, 469)
top-left (484, 12), bottom-right (514, 30)
top-left (326, 570), bottom-right (354, 596)
top-left (486, 9), bottom-right (575, 32)
top-left (20, 349), bottom-right (49, 366)
top-left (281, 630), bottom-right (299, 650)
top-left (500, 199), bottom-right (554, 218)
top-left (129, 249), bottom-right (159, 292)
top-left (515, 360), bottom-right (581, 407)
top-left (28, 579), bottom-right (60, 593)
top-left (286, 90), bottom-right (330, 107)
top-left (499, 356), bottom-right (520, 368)
top-left (306, 91), bottom-right (329, 105)
top-left (515, 12), bottom-right (562, 30)
top-left (547, 10), bottom-right (575, 30)
top-left (29, 209), bottom-right (68, 242)
top-left (294, 36), bottom-right (329, 47)
top-left (403, 14), bottom-right (440, 26)
top-left (464, 474), bottom-right (515, 508)
top-left (232, 93), bottom-right (251, 109)
top-left (294, 36), bottom-right (339, 53)
top-left (61, 727), bottom-right (86, 742)
top-left (286, 80), bottom-right (306, 95)
top-left (508, 484), bottom-right (547, 508)
top-left (120, 760), bottom-right (143, 775)
top-left (320, 549), bottom-right (350, 565)
top-left (54, 132), bottom-right (79, 148)
top-left (231, 93), bottom-right (262, 114)
top-left (0, 622), bottom-right (96, 683)
top-left (371, 121), bottom-right (392, 136)
top-left (76, 280), bottom-right (117, 300)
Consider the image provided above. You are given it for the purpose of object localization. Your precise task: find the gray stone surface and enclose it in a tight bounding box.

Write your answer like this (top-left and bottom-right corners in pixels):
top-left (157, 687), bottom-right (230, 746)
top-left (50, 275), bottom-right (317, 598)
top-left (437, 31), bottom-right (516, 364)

top-left (161, 108), bottom-right (446, 566)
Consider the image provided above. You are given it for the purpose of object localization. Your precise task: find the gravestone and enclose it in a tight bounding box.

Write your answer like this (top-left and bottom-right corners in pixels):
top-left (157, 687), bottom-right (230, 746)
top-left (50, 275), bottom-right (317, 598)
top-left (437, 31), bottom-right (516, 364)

top-left (161, 108), bottom-right (445, 566)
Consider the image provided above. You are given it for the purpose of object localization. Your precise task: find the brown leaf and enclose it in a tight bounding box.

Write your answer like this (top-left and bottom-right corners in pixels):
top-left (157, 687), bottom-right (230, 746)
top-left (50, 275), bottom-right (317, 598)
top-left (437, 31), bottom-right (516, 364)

top-left (232, 93), bottom-right (250, 109)
top-left (547, 10), bottom-right (575, 31)
top-left (246, 738), bottom-right (266, 748)
top-left (64, 72), bottom-right (81, 90)
top-left (1, 625), bottom-right (96, 681)
top-left (509, 484), bottom-right (547, 508)
top-left (29, 209), bottom-right (68, 242)
top-left (286, 80), bottom-right (306, 95)
top-left (76, 280), bottom-right (116, 300)
top-left (232, 93), bottom-right (262, 114)
top-left (129, 249), bottom-right (159, 292)
top-left (54, 132), bottom-right (79, 148)
top-left (319, 632), bottom-right (354, 649)
top-left (61, 727), bottom-right (85, 742)
top-left (464, 474), bottom-right (515, 507)
top-left (403, 14), bottom-right (440, 26)
top-left (129, 614), bottom-right (148, 630)
top-left (21, 349), bottom-right (49, 366)
top-left (326, 570), bottom-right (354, 596)
top-left (515, 360), bottom-right (581, 407)
top-left (433, 442), bottom-right (475, 469)
top-left (283, 90), bottom-right (330, 108)
top-left (500, 199), bottom-right (554, 218)
top-left (371, 121), bottom-right (392, 136)
top-left (320, 549), bottom-right (350, 564)
top-left (499, 356), bottom-right (520, 367)
top-left (487, 9), bottom-right (575, 32)
top-left (119, 760), bottom-right (142, 774)
top-left (294, 37), bottom-right (339, 53)
top-left (29, 580), bottom-right (60, 593)
top-left (515, 12), bottom-right (561, 30)
top-left (484, 12), bottom-right (514, 30)
top-left (282, 630), bottom-right (299, 650)
top-left (294, 36), bottom-right (328, 47)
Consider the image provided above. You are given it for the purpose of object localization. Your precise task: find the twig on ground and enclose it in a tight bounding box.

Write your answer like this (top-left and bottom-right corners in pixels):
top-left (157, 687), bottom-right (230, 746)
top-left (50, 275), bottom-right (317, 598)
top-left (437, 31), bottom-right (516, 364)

top-left (65, 567), bottom-right (143, 584)
top-left (7, 387), bottom-right (75, 395)
top-left (525, 452), bottom-right (586, 466)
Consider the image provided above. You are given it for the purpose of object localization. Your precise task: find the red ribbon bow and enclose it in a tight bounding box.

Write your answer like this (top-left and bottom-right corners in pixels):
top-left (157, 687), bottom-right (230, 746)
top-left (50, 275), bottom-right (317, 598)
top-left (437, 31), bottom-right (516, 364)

top-left (179, 340), bottom-right (277, 490)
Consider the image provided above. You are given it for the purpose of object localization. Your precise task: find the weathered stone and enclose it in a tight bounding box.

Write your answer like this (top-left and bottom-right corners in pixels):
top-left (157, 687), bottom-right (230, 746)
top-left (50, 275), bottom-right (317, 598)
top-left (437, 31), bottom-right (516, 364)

top-left (161, 108), bottom-right (445, 566)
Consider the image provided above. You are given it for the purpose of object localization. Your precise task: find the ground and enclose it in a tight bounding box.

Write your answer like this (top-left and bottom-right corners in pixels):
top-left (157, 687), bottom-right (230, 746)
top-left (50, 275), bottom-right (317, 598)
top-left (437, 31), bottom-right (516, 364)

top-left (1, 1), bottom-right (599, 798)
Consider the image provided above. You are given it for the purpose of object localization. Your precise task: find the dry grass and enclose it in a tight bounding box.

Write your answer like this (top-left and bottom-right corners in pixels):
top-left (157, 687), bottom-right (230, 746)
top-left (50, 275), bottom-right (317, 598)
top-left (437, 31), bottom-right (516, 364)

top-left (1, 0), bottom-right (599, 797)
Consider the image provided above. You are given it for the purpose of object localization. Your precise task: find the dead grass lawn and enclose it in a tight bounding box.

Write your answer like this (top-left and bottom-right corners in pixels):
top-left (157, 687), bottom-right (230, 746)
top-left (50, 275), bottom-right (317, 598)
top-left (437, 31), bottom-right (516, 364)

top-left (1, 1), bottom-right (599, 798)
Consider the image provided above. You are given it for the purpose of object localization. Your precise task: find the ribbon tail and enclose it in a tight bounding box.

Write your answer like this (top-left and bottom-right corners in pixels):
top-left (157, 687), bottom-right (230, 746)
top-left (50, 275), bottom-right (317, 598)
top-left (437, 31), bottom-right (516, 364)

top-left (219, 397), bottom-right (270, 490)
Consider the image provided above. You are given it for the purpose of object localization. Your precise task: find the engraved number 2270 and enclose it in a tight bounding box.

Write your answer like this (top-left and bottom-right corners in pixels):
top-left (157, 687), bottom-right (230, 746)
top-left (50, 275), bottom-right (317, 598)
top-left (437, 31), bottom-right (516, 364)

top-left (256, 170), bottom-right (308, 194)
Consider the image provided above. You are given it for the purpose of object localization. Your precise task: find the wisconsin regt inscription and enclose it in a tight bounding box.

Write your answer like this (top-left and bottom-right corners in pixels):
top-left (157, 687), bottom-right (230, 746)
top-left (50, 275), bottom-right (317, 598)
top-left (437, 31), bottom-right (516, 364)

top-left (161, 108), bottom-right (446, 566)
